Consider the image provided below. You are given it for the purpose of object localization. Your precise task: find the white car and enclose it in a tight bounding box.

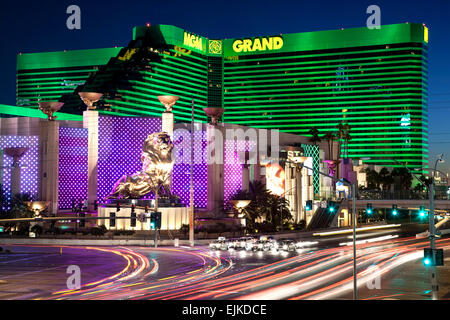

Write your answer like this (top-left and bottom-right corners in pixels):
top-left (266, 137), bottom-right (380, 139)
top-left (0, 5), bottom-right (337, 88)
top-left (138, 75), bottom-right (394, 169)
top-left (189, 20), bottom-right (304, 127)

top-left (209, 237), bottom-right (228, 250)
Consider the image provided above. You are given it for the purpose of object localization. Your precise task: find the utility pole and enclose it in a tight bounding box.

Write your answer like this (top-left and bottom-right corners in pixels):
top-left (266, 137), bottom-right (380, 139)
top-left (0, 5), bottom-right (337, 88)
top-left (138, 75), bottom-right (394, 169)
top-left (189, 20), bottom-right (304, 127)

top-left (189, 98), bottom-right (195, 247)
top-left (352, 183), bottom-right (357, 300)
top-left (428, 155), bottom-right (444, 300)
top-left (392, 155), bottom-right (443, 300)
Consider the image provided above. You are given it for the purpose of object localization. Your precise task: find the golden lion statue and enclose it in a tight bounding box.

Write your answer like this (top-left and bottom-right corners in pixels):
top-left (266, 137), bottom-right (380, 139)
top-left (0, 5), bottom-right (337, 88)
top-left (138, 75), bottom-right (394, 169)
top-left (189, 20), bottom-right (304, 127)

top-left (106, 132), bottom-right (174, 199)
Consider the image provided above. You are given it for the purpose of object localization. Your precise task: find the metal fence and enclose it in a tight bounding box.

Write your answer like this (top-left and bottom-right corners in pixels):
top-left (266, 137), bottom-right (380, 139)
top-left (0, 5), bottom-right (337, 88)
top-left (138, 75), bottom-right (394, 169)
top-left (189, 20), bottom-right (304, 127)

top-left (357, 189), bottom-right (450, 201)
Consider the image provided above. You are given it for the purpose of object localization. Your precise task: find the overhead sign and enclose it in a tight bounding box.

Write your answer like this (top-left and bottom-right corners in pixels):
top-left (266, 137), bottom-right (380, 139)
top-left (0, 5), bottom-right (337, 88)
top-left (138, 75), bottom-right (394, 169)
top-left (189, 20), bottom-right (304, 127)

top-left (232, 36), bottom-right (283, 53)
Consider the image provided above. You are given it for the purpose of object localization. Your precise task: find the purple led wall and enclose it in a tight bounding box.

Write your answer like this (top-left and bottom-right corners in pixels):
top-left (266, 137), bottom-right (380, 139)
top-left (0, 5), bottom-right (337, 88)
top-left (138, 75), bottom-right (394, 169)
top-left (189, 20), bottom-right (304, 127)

top-left (97, 116), bottom-right (209, 207)
top-left (97, 116), bottom-right (162, 201)
top-left (58, 127), bottom-right (88, 209)
top-left (172, 130), bottom-right (207, 208)
top-left (1, 135), bottom-right (39, 198)
top-left (223, 139), bottom-right (256, 206)
top-left (96, 116), bottom-right (257, 209)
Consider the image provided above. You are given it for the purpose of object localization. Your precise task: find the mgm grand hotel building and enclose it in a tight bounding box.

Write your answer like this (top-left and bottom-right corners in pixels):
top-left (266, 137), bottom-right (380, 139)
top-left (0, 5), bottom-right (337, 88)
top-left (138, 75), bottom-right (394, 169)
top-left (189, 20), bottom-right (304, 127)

top-left (16, 23), bottom-right (429, 172)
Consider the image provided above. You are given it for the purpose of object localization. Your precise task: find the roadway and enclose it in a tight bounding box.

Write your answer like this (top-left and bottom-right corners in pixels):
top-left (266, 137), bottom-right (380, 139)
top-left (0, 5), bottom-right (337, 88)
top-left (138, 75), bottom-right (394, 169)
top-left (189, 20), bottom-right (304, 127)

top-left (0, 231), bottom-right (448, 300)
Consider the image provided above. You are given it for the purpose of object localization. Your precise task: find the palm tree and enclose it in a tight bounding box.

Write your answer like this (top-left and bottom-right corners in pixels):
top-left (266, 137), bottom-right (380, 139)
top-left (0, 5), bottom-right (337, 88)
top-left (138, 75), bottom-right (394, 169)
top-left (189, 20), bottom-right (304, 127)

top-left (341, 123), bottom-right (351, 158)
top-left (391, 167), bottom-right (413, 190)
top-left (364, 168), bottom-right (381, 189)
top-left (323, 131), bottom-right (336, 160)
top-left (308, 128), bottom-right (321, 146)
top-left (230, 181), bottom-right (292, 232)
top-left (379, 167), bottom-right (394, 191)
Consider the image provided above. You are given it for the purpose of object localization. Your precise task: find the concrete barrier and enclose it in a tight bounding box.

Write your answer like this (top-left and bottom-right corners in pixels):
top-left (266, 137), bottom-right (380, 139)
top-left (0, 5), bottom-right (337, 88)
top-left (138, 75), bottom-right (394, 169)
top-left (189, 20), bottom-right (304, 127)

top-left (416, 228), bottom-right (450, 239)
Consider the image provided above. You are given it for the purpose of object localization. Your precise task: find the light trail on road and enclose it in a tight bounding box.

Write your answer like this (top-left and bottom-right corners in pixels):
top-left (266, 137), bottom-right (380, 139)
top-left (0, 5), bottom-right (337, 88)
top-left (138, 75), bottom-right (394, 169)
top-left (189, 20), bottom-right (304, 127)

top-left (3, 235), bottom-right (448, 300)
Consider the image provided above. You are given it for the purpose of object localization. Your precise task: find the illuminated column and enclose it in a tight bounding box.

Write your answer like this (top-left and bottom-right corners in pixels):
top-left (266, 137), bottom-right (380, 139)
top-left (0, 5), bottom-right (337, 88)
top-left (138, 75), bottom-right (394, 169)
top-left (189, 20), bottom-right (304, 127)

top-left (203, 107), bottom-right (225, 216)
top-left (206, 123), bottom-right (224, 215)
top-left (39, 120), bottom-right (60, 214)
top-left (4, 148), bottom-right (29, 196)
top-left (79, 92), bottom-right (102, 211)
top-left (162, 112), bottom-right (174, 138)
top-left (158, 95), bottom-right (178, 138)
top-left (242, 164), bottom-right (250, 192)
top-left (158, 96), bottom-right (179, 194)
top-left (83, 110), bottom-right (99, 212)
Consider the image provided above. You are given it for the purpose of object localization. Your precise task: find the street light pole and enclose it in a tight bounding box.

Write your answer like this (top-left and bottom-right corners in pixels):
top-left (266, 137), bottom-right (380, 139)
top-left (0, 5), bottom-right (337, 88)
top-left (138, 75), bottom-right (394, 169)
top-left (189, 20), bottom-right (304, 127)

top-left (429, 180), bottom-right (438, 300)
top-left (392, 155), bottom-right (443, 300)
top-left (352, 183), bottom-right (357, 300)
top-left (189, 98), bottom-right (195, 247)
top-left (428, 155), bottom-right (443, 300)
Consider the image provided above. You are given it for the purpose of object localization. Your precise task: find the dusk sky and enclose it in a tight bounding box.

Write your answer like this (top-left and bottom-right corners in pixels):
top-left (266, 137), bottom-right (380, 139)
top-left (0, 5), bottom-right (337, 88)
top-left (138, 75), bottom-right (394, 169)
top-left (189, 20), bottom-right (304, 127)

top-left (0, 0), bottom-right (449, 172)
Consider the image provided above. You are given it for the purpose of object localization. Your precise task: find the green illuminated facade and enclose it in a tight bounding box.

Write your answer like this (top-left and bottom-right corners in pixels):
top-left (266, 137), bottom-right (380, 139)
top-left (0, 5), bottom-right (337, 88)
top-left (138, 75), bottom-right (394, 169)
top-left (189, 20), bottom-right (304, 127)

top-left (15, 23), bottom-right (429, 170)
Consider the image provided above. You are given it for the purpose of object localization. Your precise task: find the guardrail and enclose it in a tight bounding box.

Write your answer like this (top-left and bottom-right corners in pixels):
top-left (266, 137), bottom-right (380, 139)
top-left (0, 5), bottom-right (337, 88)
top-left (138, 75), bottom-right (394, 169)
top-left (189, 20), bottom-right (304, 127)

top-left (357, 190), bottom-right (450, 201)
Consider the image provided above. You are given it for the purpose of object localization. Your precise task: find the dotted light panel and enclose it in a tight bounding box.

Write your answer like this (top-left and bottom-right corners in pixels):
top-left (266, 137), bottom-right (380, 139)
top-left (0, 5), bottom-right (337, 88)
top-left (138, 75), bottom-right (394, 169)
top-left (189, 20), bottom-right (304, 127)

top-left (97, 116), bottom-right (162, 201)
top-left (223, 139), bottom-right (256, 206)
top-left (0, 135), bottom-right (39, 199)
top-left (58, 127), bottom-right (88, 209)
top-left (301, 143), bottom-right (320, 195)
top-left (172, 130), bottom-right (207, 208)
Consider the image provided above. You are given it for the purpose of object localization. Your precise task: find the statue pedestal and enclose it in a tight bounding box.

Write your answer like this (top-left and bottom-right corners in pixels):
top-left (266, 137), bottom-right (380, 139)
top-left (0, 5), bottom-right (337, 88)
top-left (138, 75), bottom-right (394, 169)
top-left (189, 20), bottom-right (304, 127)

top-left (98, 205), bottom-right (189, 231)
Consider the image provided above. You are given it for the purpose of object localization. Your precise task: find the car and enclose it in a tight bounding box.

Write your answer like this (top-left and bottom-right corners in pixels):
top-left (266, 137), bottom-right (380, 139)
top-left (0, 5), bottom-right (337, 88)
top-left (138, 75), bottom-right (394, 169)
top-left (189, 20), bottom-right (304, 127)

top-left (228, 238), bottom-right (240, 250)
top-left (209, 239), bottom-right (221, 250)
top-left (219, 239), bottom-right (231, 251)
top-left (240, 237), bottom-right (255, 251)
top-left (253, 239), bottom-right (272, 251)
top-left (209, 237), bottom-right (228, 250)
top-left (277, 239), bottom-right (296, 252)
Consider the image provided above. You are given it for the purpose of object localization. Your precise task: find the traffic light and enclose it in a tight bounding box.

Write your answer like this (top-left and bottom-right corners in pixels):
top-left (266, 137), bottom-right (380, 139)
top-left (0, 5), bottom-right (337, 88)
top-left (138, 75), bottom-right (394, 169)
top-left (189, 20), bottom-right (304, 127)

top-left (392, 204), bottom-right (398, 216)
top-left (155, 211), bottom-right (162, 229)
top-left (110, 212), bottom-right (116, 227)
top-left (305, 200), bottom-right (312, 211)
top-left (145, 206), bottom-right (149, 213)
top-left (366, 203), bottom-right (373, 215)
top-left (130, 204), bottom-right (136, 227)
top-left (419, 205), bottom-right (427, 218)
top-left (131, 212), bottom-right (136, 227)
top-left (94, 200), bottom-right (98, 211)
top-left (327, 201), bottom-right (337, 213)
top-left (116, 202), bottom-right (121, 212)
top-left (150, 212), bottom-right (156, 230)
top-left (79, 212), bottom-right (85, 228)
top-left (423, 248), bottom-right (444, 266)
